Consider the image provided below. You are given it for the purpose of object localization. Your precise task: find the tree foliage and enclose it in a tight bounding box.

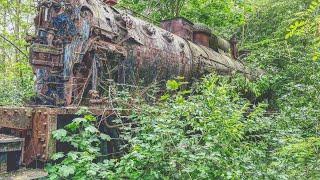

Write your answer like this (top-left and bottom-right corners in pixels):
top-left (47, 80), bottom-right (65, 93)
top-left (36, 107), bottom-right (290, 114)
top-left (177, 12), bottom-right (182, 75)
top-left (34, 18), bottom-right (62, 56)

top-left (0, 0), bottom-right (35, 105)
top-left (241, 0), bottom-right (320, 177)
top-left (286, 0), bottom-right (320, 61)
top-left (118, 0), bottom-right (247, 36)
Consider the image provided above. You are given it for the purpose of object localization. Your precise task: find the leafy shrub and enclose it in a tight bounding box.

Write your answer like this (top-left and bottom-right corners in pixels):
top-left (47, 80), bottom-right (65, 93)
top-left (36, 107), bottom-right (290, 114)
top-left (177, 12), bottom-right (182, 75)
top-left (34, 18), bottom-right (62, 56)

top-left (112, 75), bottom-right (272, 179)
top-left (46, 108), bottom-right (114, 179)
top-left (48, 75), bottom-right (277, 179)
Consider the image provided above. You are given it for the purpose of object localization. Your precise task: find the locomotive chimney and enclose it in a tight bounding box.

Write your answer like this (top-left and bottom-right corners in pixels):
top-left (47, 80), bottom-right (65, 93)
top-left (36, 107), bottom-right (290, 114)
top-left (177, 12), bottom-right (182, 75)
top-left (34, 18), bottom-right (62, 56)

top-left (104, 0), bottom-right (117, 6)
top-left (193, 23), bottom-right (211, 47)
top-left (160, 17), bottom-right (194, 40)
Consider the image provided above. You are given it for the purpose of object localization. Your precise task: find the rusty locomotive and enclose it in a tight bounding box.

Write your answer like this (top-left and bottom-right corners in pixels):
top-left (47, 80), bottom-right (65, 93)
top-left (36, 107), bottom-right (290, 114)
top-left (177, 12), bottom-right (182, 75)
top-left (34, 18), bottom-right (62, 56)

top-left (0, 0), bottom-right (262, 172)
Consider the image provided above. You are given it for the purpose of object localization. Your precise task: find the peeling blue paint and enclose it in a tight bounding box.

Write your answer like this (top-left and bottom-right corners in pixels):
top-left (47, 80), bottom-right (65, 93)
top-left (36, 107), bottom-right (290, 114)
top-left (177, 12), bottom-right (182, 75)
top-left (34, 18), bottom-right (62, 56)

top-left (63, 19), bottom-right (91, 80)
top-left (82, 20), bottom-right (91, 40)
top-left (63, 42), bottom-right (77, 80)
top-left (35, 69), bottom-right (46, 93)
top-left (52, 13), bottom-right (77, 36)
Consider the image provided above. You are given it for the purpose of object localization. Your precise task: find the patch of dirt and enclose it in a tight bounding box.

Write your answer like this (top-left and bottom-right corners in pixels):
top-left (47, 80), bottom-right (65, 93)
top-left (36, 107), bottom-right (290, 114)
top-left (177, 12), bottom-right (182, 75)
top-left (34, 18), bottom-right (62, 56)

top-left (0, 168), bottom-right (47, 180)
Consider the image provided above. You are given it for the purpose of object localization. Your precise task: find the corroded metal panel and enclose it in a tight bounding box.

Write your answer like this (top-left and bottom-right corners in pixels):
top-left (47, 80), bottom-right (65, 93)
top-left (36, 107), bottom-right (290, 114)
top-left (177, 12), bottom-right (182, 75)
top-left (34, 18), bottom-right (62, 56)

top-left (24, 108), bottom-right (51, 165)
top-left (0, 134), bottom-right (24, 153)
top-left (193, 23), bottom-right (211, 47)
top-left (0, 134), bottom-right (24, 173)
top-left (0, 107), bottom-right (113, 165)
top-left (0, 107), bottom-right (33, 130)
top-left (160, 17), bottom-right (194, 41)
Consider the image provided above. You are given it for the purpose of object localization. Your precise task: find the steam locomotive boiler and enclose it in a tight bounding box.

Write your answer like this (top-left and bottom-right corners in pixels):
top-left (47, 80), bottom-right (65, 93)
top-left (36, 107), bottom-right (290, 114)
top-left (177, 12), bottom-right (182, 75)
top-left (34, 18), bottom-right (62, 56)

top-left (29, 0), bottom-right (261, 106)
top-left (0, 0), bottom-right (262, 172)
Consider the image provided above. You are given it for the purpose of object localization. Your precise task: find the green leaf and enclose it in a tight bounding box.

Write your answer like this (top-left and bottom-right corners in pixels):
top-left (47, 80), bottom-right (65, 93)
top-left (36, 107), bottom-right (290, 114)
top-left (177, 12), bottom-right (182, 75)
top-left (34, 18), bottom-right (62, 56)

top-left (67, 152), bottom-right (78, 161)
top-left (85, 114), bottom-right (96, 122)
top-left (175, 95), bottom-right (185, 104)
top-left (100, 134), bottom-right (111, 141)
top-left (160, 93), bottom-right (170, 101)
top-left (52, 129), bottom-right (67, 140)
top-left (85, 125), bottom-right (99, 134)
top-left (166, 80), bottom-right (180, 91)
top-left (72, 118), bottom-right (87, 125)
top-left (58, 165), bottom-right (75, 177)
top-left (65, 119), bottom-right (85, 131)
top-left (76, 107), bottom-right (90, 115)
top-left (51, 152), bottom-right (64, 161)
top-left (285, 33), bottom-right (291, 39)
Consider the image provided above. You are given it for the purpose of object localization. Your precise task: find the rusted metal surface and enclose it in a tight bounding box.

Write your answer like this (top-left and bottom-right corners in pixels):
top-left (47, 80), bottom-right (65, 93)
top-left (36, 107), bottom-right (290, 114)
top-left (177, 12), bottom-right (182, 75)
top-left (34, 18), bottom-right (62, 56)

top-left (23, 108), bottom-right (51, 165)
top-left (0, 134), bottom-right (24, 152)
top-left (104, 0), bottom-right (118, 6)
top-left (193, 23), bottom-right (211, 47)
top-left (28, 0), bottom-right (263, 107)
top-left (161, 17), bottom-right (194, 41)
top-left (0, 108), bottom-right (33, 130)
top-left (0, 107), bottom-right (113, 166)
top-left (0, 108), bottom-right (54, 165)
top-left (0, 134), bottom-right (24, 173)
top-left (230, 35), bottom-right (239, 59)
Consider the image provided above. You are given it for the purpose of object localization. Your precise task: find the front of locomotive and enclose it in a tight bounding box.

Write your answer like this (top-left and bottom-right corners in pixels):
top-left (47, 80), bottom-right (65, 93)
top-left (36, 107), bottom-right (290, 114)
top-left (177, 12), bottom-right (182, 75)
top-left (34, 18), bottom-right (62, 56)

top-left (28, 0), bottom-right (123, 106)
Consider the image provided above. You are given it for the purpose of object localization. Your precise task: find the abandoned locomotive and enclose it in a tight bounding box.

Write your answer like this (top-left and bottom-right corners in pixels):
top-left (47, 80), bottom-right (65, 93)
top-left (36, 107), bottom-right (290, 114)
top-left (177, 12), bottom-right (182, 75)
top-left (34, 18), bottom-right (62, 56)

top-left (0, 0), bottom-right (262, 172)
top-left (30, 0), bottom-right (260, 107)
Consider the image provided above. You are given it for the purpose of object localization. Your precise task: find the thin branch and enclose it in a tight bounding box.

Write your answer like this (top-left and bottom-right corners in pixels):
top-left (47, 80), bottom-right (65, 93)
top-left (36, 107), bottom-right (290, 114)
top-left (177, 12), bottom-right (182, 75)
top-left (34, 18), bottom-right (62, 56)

top-left (0, 33), bottom-right (28, 60)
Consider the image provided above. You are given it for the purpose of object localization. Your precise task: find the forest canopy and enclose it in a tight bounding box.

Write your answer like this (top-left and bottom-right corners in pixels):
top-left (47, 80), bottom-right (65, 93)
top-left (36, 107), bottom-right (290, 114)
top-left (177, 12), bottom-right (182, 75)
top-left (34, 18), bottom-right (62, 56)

top-left (0, 0), bottom-right (319, 179)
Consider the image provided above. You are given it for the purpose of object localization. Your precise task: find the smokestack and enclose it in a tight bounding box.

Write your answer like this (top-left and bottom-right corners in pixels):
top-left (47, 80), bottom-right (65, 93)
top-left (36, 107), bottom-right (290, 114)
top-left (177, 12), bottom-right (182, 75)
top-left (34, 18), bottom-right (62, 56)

top-left (193, 23), bottom-right (211, 47)
top-left (160, 17), bottom-right (194, 41)
top-left (104, 0), bottom-right (117, 6)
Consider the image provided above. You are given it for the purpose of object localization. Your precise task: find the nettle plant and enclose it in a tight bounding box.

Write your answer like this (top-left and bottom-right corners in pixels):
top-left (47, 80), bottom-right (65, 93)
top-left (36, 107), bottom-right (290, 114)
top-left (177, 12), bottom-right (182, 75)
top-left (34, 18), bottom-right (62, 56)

top-left (46, 108), bottom-right (115, 179)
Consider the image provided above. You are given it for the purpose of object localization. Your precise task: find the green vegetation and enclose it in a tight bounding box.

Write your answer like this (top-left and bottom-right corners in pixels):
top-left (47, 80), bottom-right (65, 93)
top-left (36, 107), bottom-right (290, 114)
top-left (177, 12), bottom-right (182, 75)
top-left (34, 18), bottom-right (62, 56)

top-left (46, 109), bottom-right (113, 179)
top-left (1, 0), bottom-right (320, 179)
top-left (118, 0), bottom-right (247, 36)
top-left (0, 0), bottom-right (35, 105)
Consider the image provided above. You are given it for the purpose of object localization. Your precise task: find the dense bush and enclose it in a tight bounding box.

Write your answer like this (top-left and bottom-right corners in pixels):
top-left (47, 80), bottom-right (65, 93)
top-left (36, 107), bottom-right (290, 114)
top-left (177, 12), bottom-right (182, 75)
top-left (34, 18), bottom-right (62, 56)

top-left (111, 75), bottom-right (272, 179)
top-left (48, 75), bottom-right (276, 179)
top-left (241, 0), bottom-right (320, 178)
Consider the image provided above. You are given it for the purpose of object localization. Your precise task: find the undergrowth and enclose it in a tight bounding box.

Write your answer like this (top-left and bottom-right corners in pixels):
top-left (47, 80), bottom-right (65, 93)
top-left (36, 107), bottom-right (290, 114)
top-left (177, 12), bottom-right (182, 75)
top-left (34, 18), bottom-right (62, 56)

top-left (47, 74), bottom-right (276, 179)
